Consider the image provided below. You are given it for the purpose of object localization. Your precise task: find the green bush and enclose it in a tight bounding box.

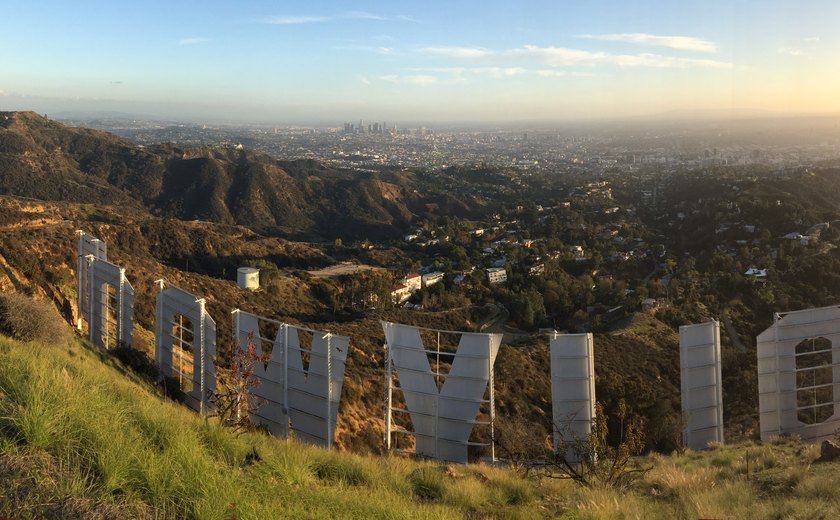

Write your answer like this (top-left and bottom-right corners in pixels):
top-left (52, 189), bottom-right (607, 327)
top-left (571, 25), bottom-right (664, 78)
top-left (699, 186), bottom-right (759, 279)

top-left (410, 467), bottom-right (446, 501)
top-left (313, 456), bottom-right (369, 486)
top-left (498, 478), bottom-right (534, 505)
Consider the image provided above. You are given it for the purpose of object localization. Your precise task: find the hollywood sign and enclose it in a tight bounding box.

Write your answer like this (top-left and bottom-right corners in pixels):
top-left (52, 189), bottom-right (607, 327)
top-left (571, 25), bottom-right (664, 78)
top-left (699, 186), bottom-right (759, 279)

top-left (76, 231), bottom-right (840, 459)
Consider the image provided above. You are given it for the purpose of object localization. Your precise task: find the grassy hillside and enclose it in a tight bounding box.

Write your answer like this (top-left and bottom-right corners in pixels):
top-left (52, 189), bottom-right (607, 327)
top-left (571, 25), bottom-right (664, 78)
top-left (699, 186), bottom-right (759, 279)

top-left (2, 332), bottom-right (840, 519)
top-left (0, 335), bottom-right (547, 519)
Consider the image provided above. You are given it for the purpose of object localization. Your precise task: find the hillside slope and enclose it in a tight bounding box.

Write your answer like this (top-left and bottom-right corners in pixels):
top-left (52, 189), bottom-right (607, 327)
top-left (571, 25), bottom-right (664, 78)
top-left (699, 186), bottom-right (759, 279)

top-left (0, 112), bottom-right (480, 239)
top-left (2, 334), bottom-right (839, 519)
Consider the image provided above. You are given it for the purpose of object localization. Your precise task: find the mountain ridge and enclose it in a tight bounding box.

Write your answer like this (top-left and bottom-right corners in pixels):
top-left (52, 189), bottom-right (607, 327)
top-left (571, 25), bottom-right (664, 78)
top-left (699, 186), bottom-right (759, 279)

top-left (0, 111), bottom-right (479, 240)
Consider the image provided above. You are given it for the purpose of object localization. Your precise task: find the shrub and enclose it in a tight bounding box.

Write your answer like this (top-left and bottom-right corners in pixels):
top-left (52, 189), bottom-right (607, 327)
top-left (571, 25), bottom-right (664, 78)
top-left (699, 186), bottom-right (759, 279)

top-left (497, 478), bottom-right (535, 505)
top-left (212, 332), bottom-right (270, 433)
top-left (495, 415), bottom-right (550, 473)
top-left (410, 467), bottom-right (446, 500)
top-left (312, 456), bottom-right (369, 486)
top-left (0, 292), bottom-right (68, 344)
top-left (549, 400), bottom-right (651, 489)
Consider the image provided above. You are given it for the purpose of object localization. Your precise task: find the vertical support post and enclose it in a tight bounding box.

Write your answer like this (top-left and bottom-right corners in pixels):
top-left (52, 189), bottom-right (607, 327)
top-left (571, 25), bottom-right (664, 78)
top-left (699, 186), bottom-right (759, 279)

top-left (436, 331), bottom-right (441, 390)
top-left (550, 332), bottom-right (557, 452)
top-left (178, 314), bottom-right (184, 390)
top-left (384, 326), bottom-right (392, 452)
top-left (154, 280), bottom-right (165, 369)
top-left (773, 312), bottom-right (781, 435)
top-left (586, 333), bottom-right (596, 463)
top-left (326, 333), bottom-right (333, 450)
top-left (488, 335), bottom-right (496, 463)
top-left (434, 331), bottom-right (440, 461)
top-left (233, 309), bottom-right (241, 421)
top-left (283, 323), bottom-right (290, 438)
top-left (76, 230), bottom-right (84, 331)
top-left (198, 298), bottom-right (207, 417)
top-left (117, 267), bottom-right (126, 348)
top-left (87, 254), bottom-right (95, 344)
top-left (713, 319), bottom-right (724, 444)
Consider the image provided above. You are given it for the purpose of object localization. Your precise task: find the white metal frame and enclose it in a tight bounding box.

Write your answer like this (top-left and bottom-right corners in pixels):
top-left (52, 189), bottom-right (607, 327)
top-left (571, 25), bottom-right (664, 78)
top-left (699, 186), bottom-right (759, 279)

top-left (75, 230), bottom-right (107, 331)
top-left (757, 305), bottom-right (840, 441)
top-left (87, 256), bottom-right (133, 349)
top-left (232, 309), bottom-right (349, 449)
top-left (679, 321), bottom-right (724, 450)
top-left (382, 321), bottom-right (501, 463)
top-left (550, 332), bottom-right (596, 460)
top-left (155, 280), bottom-right (216, 416)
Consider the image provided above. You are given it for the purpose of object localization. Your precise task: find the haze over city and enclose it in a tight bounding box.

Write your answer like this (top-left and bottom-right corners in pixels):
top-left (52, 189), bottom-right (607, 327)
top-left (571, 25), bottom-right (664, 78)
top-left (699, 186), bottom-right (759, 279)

top-left (2, 0), bottom-right (839, 124)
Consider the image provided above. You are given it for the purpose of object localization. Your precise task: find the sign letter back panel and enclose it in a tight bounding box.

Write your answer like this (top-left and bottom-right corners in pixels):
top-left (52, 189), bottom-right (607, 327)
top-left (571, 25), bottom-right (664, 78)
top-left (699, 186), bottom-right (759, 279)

top-left (550, 333), bottom-right (595, 457)
top-left (233, 310), bottom-right (349, 448)
top-left (679, 321), bottom-right (723, 450)
top-left (76, 231), bottom-right (107, 330)
top-left (88, 258), bottom-right (133, 349)
top-left (383, 321), bottom-right (501, 463)
top-left (155, 281), bottom-right (216, 415)
top-left (757, 305), bottom-right (840, 441)
top-left (286, 326), bottom-right (349, 448)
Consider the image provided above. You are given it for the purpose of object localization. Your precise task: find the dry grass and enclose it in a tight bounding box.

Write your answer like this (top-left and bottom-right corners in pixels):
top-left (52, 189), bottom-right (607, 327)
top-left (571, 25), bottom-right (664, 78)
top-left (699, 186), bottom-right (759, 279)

top-left (3, 331), bottom-right (840, 518)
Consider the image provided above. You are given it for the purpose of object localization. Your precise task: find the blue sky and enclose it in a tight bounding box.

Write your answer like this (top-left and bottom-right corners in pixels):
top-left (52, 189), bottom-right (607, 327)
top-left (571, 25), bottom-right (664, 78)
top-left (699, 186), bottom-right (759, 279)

top-left (1, 0), bottom-right (838, 123)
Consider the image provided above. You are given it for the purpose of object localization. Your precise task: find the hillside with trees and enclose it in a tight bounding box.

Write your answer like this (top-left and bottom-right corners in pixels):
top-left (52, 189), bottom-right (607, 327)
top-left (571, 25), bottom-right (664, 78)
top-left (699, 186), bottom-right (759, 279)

top-left (4, 114), bottom-right (840, 458)
top-left (0, 112), bottom-right (489, 240)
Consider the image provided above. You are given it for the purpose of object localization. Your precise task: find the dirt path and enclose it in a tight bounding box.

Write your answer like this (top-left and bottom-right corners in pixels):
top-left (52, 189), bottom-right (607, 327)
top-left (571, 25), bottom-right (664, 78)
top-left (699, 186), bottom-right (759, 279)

top-left (307, 262), bottom-right (378, 278)
top-left (479, 303), bottom-right (530, 344)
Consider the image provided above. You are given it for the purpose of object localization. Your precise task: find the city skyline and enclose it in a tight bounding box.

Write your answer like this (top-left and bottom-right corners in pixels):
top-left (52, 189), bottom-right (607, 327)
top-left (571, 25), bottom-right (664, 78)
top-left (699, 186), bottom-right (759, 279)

top-left (1, 0), bottom-right (839, 124)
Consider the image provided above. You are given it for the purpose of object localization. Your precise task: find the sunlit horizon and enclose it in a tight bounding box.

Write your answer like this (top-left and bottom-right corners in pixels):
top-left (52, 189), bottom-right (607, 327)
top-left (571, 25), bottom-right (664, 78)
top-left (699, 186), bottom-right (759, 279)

top-left (2, 0), bottom-right (839, 124)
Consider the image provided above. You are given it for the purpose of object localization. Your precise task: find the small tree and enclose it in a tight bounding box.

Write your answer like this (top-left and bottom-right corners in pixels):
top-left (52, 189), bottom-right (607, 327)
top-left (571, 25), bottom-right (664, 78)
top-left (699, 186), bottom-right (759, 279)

top-left (548, 400), bottom-right (651, 489)
top-left (495, 415), bottom-right (549, 474)
top-left (212, 332), bottom-right (270, 434)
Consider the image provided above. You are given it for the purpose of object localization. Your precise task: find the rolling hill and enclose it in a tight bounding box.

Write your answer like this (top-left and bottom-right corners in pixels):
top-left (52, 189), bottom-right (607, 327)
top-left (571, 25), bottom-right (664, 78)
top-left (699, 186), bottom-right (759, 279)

top-left (0, 111), bottom-right (481, 240)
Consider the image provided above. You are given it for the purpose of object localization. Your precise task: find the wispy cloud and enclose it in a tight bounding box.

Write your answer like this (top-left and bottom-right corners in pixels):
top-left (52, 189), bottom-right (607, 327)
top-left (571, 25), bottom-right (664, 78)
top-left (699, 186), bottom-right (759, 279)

top-left (419, 46), bottom-right (491, 58)
top-left (357, 75), bottom-right (372, 86)
top-left (259, 12), bottom-right (418, 25)
top-left (261, 15), bottom-right (329, 25)
top-left (577, 33), bottom-right (717, 52)
top-left (471, 67), bottom-right (527, 77)
top-left (334, 44), bottom-right (400, 56)
top-left (109, 80), bottom-right (124, 85)
top-left (778, 47), bottom-right (805, 56)
top-left (407, 66), bottom-right (526, 78)
top-left (536, 69), bottom-right (569, 77)
top-left (178, 37), bottom-right (213, 45)
top-left (777, 37), bottom-right (819, 57)
top-left (538, 70), bottom-right (597, 78)
top-left (344, 11), bottom-right (389, 21)
top-left (379, 74), bottom-right (441, 86)
top-left (516, 46), bottom-right (732, 68)
top-left (419, 44), bottom-right (732, 69)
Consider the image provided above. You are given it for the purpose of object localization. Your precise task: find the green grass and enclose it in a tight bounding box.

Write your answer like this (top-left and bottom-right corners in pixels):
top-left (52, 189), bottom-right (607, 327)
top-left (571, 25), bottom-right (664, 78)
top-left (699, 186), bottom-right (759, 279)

top-left (3, 334), bottom-right (840, 518)
top-left (0, 336), bottom-right (556, 519)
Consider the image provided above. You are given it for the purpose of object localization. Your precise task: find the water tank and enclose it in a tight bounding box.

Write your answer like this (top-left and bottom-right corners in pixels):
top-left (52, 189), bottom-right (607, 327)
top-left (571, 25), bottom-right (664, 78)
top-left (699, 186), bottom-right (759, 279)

top-left (237, 267), bottom-right (260, 290)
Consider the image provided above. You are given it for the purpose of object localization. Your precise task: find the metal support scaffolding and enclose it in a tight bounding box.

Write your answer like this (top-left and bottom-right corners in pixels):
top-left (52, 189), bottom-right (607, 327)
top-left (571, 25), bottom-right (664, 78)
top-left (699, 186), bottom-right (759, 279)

top-left (231, 309), bottom-right (349, 449)
top-left (382, 321), bottom-right (502, 464)
top-left (155, 280), bottom-right (216, 416)
top-left (757, 305), bottom-right (840, 442)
